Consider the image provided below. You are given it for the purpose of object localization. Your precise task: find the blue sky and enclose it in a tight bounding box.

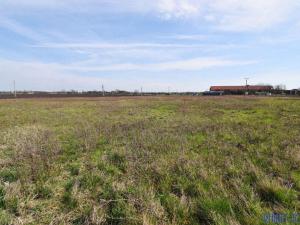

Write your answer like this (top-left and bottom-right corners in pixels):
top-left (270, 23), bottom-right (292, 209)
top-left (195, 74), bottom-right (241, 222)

top-left (0, 0), bottom-right (300, 92)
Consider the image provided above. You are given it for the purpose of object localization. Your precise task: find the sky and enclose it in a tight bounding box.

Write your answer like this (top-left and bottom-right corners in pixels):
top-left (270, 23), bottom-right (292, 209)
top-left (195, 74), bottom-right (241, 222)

top-left (0, 0), bottom-right (300, 92)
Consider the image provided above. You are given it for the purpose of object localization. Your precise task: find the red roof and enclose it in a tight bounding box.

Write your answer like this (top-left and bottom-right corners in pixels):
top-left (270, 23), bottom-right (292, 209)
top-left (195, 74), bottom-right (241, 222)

top-left (210, 85), bottom-right (273, 92)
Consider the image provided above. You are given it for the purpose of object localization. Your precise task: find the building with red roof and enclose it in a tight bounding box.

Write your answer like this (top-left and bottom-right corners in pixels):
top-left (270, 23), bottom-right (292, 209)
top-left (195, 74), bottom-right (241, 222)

top-left (210, 85), bottom-right (273, 94)
top-left (210, 85), bottom-right (273, 92)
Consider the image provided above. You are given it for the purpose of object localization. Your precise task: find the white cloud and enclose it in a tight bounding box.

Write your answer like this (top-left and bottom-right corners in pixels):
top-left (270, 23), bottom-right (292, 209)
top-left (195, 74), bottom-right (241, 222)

top-left (0, 0), bottom-right (154, 14)
top-left (208, 0), bottom-right (298, 31)
top-left (157, 0), bottom-right (201, 19)
top-left (157, 0), bottom-right (299, 31)
top-left (94, 57), bottom-right (254, 72)
top-left (171, 34), bottom-right (208, 40)
top-left (33, 42), bottom-right (242, 51)
top-left (1, 0), bottom-right (298, 32)
top-left (30, 42), bottom-right (245, 65)
top-left (0, 57), bottom-right (255, 74)
top-left (159, 34), bottom-right (209, 40)
top-left (0, 17), bottom-right (46, 42)
top-left (34, 42), bottom-right (206, 49)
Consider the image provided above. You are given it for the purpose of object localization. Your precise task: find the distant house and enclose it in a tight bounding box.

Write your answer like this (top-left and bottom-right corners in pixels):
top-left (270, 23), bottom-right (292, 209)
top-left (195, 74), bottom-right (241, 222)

top-left (210, 85), bottom-right (273, 94)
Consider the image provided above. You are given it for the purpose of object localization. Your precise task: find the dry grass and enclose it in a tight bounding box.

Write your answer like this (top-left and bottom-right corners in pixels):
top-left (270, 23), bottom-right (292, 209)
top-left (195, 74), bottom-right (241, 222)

top-left (0, 96), bottom-right (299, 224)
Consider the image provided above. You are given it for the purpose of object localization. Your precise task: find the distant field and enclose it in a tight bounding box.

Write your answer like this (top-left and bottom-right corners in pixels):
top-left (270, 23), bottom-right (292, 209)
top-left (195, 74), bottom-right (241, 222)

top-left (0, 96), bottom-right (300, 225)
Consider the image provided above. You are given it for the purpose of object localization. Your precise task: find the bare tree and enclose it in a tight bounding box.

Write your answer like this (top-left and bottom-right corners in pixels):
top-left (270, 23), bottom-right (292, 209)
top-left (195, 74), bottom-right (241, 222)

top-left (274, 84), bottom-right (286, 91)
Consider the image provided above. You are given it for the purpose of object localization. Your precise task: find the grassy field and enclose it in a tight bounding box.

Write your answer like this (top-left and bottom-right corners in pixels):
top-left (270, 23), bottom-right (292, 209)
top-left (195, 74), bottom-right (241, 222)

top-left (0, 96), bottom-right (300, 225)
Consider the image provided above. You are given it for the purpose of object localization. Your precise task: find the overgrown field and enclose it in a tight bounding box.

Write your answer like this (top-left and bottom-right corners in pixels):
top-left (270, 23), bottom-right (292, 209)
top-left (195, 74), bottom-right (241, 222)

top-left (0, 96), bottom-right (300, 225)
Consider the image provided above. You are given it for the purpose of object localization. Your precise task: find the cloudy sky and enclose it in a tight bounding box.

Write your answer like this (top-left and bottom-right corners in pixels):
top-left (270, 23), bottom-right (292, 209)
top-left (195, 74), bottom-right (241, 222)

top-left (0, 0), bottom-right (300, 92)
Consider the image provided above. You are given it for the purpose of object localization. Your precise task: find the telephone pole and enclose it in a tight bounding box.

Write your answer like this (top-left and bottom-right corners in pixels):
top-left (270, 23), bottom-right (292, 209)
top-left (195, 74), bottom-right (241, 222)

top-left (245, 78), bottom-right (249, 86)
top-left (102, 84), bottom-right (105, 96)
top-left (140, 87), bottom-right (143, 96)
top-left (13, 80), bottom-right (16, 98)
top-left (244, 77), bottom-right (250, 95)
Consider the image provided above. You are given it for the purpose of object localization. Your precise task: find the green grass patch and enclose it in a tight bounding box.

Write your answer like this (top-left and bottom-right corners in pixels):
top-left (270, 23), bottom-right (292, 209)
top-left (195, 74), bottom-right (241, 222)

top-left (0, 97), bottom-right (299, 224)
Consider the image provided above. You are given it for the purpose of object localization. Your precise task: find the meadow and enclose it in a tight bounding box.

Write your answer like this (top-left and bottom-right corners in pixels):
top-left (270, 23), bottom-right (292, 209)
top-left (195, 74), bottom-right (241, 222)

top-left (0, 96), bottom-right (299, 225)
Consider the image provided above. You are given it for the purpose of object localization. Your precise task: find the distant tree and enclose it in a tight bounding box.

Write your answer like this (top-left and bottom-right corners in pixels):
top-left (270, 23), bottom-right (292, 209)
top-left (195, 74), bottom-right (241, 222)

top-left (274, 84), bottom-right (286, 91)
top-left (256, 83), bottom-right (272, 86)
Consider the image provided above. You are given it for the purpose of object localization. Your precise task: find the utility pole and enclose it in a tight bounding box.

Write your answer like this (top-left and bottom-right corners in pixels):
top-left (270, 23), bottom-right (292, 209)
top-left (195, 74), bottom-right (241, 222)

top-left (244, 78), bottom-right (250, 95)
top-left (140, 87), bottom-right (143, 96)
top-left (245, 78), bottom-right (249, 86)
top-left (13, 80), bottom-right (16, 98)
top-left (102, 84), bottom-right (105, 96)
